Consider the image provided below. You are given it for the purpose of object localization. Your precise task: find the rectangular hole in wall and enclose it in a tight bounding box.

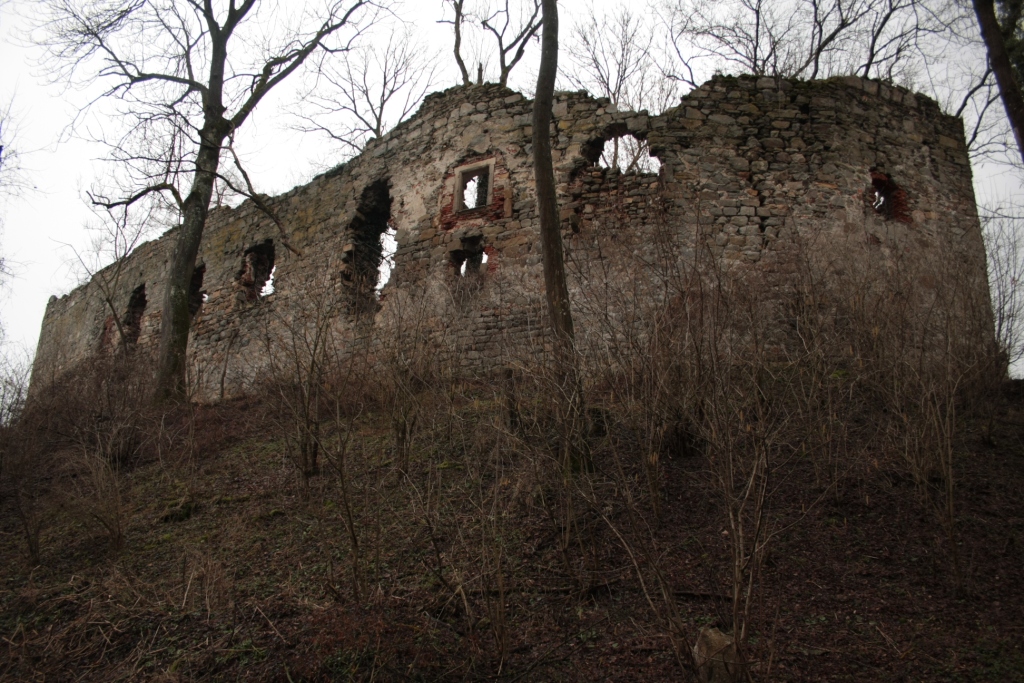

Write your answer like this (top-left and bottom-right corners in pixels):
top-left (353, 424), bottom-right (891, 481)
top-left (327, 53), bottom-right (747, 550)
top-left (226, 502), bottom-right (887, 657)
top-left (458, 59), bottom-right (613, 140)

top-left (454, 161), bottom-right (494, 212)
top-left (460, 169), bottom-right (489, 210)
top-left (122, 284), bottom-right (147, 345)
top-left (451, 236), bottom-right (487, 278)
top-left (345, 179), bottom-right (393, 312)
top-left (239, 240), bottom-right (275, 301)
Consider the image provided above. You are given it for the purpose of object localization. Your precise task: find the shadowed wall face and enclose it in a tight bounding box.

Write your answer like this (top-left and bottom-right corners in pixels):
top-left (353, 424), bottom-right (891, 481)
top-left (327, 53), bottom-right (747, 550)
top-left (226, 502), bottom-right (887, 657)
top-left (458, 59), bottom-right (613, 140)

top-left (31, 75), bottom-right (990, 402)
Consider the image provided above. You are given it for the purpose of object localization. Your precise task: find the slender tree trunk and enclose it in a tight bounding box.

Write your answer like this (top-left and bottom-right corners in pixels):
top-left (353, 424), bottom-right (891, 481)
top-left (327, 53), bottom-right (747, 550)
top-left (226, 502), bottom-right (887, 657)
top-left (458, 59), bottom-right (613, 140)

top-left (155, 122), bottom-right (226, 400)
top-left (453, 0), bottom-right (471, 86)
top-left (533, 0), bottom-right (571, 346)
top-left (974, 0), bottom-right (1024, 164)
top-left (533, 0), bottom-right (587, 471)
top-left (155, 30), bottom-right (232, 401)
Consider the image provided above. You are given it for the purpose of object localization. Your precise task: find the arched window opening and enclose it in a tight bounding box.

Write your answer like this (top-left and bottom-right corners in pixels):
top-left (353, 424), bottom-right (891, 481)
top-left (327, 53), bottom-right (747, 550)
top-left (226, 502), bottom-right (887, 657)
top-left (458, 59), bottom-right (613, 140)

top-left (584, 131), bottom-right (661, 174)
top-left (122, 284), bottom-right (147, 345)
top-left (343, 179), bottom-right (393, 310)
top-left (238, 239), bottom-right (275, 301)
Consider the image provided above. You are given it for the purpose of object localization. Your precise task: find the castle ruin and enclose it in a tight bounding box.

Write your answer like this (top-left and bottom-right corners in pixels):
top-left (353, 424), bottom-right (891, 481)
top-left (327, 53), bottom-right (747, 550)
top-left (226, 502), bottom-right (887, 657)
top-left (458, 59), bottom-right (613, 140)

top-left (30, 75), bottom-right (990, 400)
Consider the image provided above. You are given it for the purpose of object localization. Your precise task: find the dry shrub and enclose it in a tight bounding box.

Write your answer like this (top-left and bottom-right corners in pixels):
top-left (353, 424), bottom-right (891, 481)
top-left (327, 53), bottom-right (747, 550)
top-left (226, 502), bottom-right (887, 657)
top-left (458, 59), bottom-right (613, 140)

top-left (0, 350), bottom-right (50, 564)
top-left (166, 196), bottom-right (996, 676)
top-left (178, 546), bottom-right (231, 618)
top-left (556, 197), bottom-right (999, 671)
top-left (1, 351), bottom-right (156, 561)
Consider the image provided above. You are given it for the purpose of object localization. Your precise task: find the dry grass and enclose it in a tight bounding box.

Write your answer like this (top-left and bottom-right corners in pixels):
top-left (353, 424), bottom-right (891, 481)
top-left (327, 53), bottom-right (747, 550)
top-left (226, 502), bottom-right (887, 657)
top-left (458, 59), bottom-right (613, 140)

top-left (1, 218), bottom-right (1021, 681)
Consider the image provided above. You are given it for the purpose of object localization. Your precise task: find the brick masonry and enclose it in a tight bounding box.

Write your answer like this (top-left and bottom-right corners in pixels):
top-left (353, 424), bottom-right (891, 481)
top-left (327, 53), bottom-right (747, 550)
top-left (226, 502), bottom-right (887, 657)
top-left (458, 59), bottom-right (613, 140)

top-left (30, 74), bottom-right (990, 401)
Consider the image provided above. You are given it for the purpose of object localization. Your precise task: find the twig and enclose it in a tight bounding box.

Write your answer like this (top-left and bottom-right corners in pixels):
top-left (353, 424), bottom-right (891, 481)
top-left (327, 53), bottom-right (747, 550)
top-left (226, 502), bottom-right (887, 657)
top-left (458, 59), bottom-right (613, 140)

top-left (254, 604), bottom-right (290, 645)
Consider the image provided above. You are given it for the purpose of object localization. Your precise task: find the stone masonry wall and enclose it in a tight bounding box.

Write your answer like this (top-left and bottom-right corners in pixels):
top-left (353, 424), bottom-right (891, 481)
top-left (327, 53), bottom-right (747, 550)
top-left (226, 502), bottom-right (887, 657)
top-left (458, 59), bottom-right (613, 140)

top-left (30, 75), bottom-right (989, 401)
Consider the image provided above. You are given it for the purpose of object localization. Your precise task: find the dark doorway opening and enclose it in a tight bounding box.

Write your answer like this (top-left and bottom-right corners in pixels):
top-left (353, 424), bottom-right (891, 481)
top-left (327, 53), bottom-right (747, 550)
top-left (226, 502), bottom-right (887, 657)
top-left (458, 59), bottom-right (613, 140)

top-left (122, 284), bottom-right (147, 345)
top-left (343, 179), bottom-right (393, 311)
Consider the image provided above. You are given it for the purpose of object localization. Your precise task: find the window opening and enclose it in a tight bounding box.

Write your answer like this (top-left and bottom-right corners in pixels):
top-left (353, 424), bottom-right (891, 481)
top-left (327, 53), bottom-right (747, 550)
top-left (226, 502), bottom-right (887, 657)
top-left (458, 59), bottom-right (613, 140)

top-left (344, 179), bottom-right (393, 309)
top-left (452, 236), bottom-right (487, 277)
top-left (188, 264), bottom-right (206, 317)
top-left (869, 169), bottom-right (911, 223)
top-left (122, 284), bottom-right (146, 345)
top-left (461, 169), bottom-right (489, 210)
top-left (260, 266), bottom-right (276, 297)
top-left (377, 223), bottom-right (398, 295)
top-left (239, 239), bottom-right (275, 301)
top-left (454, 161), bottom-right (494, 212)
top-left (460, 251), bottom-right (489, 276)
top-left (585, 131), bottom-right (660, 174)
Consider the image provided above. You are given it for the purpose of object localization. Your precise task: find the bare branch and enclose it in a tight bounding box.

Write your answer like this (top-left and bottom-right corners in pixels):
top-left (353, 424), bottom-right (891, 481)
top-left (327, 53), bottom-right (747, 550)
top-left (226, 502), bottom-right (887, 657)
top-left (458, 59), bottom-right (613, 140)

top-left (222, 137), bottom-right (302, 256)
top-left (440, 0), bottom-right (473, 85)
top-left (296, 25), bottom-right (439, 157)
top-left (480, 0), bottom-right (543, 87)
top-left (87, 182), bottom-right (184, 212)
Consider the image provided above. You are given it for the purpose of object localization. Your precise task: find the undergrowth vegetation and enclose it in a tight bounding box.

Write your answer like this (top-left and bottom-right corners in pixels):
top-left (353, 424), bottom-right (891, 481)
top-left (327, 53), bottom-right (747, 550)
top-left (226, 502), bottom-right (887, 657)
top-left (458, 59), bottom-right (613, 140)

top-left (1, 228), bottom-right (1022, 681)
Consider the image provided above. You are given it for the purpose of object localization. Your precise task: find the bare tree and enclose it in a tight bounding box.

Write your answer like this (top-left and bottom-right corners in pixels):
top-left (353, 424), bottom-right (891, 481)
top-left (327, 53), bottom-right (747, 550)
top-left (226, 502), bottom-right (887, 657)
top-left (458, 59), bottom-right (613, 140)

top-left (0, 98), bottom-right (23, 288)
top-left (973, 0), bottom-right (1024, 162)
top-left (441, 0), bottom-right (542, 87)
top-left (481, 0), bottom-right (542, 87)
top-left (440, 0), bottom-right (473, 85)
top-left (37, 0), bottom-right (381, 400)
top-left (534, 0), bottom-right (586, 472)
top-left (563, 7), bottom-right (678, 171)
top-left (564, 8), bottom-right (650, 110)
top-left (0, 99), bottom-right (23, 200)
top-left (857, 0), bottom-right (921, 79)
top-left (296, 25), bottom-right (439, 158)
top-left (62, 201), bottom-right (154, 354)
top-left (533, 0), bottom-right (569, 369)
top-left (983, 205), bottom-right (1024, 369)
top-left (662, 0), bottom-right (930, 84)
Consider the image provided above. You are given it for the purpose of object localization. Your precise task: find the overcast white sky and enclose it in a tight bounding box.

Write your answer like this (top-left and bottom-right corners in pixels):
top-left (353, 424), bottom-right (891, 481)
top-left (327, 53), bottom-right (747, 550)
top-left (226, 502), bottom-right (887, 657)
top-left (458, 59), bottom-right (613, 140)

top-left (0, 0), bottom-right (1020, 359)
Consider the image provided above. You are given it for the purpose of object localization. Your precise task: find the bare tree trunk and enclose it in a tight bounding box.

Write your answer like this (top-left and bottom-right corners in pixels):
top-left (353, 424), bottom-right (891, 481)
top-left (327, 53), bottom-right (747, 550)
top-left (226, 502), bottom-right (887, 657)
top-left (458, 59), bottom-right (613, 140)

top-left (974, 0), bottom-right (1024, 164)
top-left (155, 123), bottom-right (227, 400)
top-left (451, 0), bottom-right (472, 86)
top-left (533, 0), bottom-right (587, 471)
top-left (146, 1), bottom-right (371, 400)
top-left (533, 0), bottom-right (571, 347)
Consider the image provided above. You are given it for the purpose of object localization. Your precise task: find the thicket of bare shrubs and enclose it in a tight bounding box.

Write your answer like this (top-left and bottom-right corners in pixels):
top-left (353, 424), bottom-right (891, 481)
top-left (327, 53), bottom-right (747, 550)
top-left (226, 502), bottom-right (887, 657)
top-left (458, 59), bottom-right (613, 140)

top-left (0, 206), bottom-right (1006, 679)
top-left (204, 201), bottom-right (996, 677)
top-left (1, 351), bottom-right (158, 562)
top-left (565, 212), bottom-right (997, 673)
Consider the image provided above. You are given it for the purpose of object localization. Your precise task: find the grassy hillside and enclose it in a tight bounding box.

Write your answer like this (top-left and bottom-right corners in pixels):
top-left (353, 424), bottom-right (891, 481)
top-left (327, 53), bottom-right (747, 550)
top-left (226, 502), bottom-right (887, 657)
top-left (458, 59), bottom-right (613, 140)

top-left (4, 245), bottom-right (1020, 681)
top-left (1, 377), bottom-right (1023, 682)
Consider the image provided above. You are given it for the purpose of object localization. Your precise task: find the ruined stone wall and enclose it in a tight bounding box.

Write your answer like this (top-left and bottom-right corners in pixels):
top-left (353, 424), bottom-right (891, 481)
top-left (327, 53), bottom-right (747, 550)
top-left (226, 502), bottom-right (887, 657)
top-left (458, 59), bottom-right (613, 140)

top-left (30, 75), bottom-right (989, 401)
